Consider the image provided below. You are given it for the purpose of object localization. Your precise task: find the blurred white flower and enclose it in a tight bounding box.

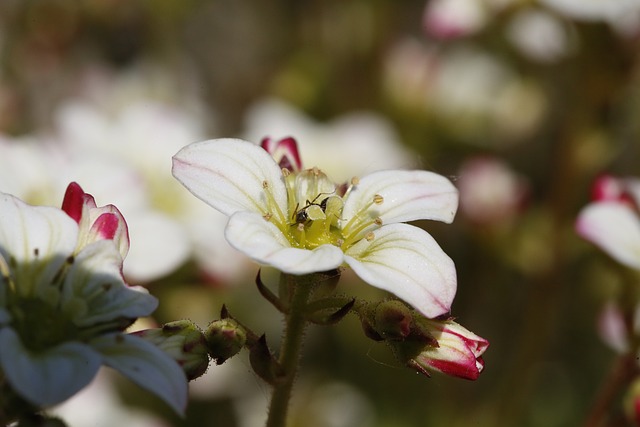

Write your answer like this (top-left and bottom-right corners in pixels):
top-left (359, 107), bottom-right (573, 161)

top-left (423, 0), bottom-right (488, 39)
top-left (0, 183), bottom-right (187, 416)
top-left (576, 175), bottom-right (640, 270)
top-left (51, 369), bottom-right (170, 427)
top-left (540, 0), bottom-right (640, 35)
top-left (506, 8), bottom-right (572, 62)
top-left (432, 47), bottom-right (546, 140)
top-left (457, 156), bottom-right (528, 225)
top-left (242, 98), bottom-right (418, 183)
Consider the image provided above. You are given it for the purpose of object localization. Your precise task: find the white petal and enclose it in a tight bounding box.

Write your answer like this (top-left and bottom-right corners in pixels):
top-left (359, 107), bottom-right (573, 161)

top-left (341, 170), bottom-right (458, 238)
top-left (225, 211), bottom-right (345, 274)
top-left (576, 202), bottom-right (640, 269)
top-left (91, 333), bottom-right (188, 416)
top-left (62, 240), bottom-right (157, 326)
top-left (0, 328), bottom-right (102, 406)
top-left (0, 193), bottom-right (78, 298)
top-left (172, 138), bottom-right (287, 216)
top-left (344, 223), bottom-right (457, 318)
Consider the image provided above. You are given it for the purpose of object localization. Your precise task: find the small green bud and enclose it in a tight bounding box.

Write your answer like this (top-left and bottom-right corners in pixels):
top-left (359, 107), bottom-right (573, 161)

top-left (132, 320), bottom-right (210, 380)
top-left (204, 318), bottom-right (247, 364)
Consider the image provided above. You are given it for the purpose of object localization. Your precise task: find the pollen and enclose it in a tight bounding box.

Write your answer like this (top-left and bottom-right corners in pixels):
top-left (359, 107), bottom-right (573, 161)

top-left (351, 177), bottom-right (360, 186)
top-left (374, 217), bottom-right (383, 226)
top-left (373, 194), bottom-right (384, 205)
top-left (365, 232), bottom-right (375, 242)
top-left (262, 180), bottom-right (269, 189)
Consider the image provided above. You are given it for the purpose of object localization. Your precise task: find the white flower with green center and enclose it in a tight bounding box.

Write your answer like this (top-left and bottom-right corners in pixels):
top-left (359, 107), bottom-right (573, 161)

top-left (0, 183), bottom-right (187, 417)
top-left (172, 138), bottom-right (459, 318)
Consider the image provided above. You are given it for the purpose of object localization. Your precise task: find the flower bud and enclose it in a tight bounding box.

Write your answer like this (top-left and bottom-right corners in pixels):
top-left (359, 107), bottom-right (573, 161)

top-left (132, 320), bottom-right (210, 380)
top-left (404, 319), bottom-right (489, 381)
top-left (204, 318), bottom-right (247, 364)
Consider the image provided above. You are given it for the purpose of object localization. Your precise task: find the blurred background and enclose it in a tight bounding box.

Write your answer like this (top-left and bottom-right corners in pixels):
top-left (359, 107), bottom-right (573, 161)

top-left (1, 0), bottom-right (640, 426)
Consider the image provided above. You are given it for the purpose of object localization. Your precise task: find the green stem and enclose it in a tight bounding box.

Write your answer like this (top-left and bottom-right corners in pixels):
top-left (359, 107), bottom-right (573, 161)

top-left (265, 274), bottom-right (314, 427)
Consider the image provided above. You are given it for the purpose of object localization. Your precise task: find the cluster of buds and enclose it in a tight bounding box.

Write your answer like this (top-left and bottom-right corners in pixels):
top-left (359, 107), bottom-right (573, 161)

top-left (360, 300), bottom-right (488, 380)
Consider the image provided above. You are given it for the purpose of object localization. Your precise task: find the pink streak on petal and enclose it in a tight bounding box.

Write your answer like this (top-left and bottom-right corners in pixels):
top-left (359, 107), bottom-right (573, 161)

top-left (61, 182), bottom-right (85, 223)
top-left (92, 213), bottom-right (119, 240)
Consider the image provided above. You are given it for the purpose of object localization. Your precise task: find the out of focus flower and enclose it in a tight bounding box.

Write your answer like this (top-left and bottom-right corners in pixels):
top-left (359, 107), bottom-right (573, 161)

top-left (597, 301), bottom-right (639, 354)
top-left (405, 319), bottom-right (489, 380)
top-left (243, 98), bottom-right (418, 183)
top-left (52, 369), bottom-right (170, 427)
top-left (0, 183), bottom-right (187, 417)
top-left (506, 8), bottom-right (571, 63)
top-left (457, 156), bottom-right (528, 226)
top-left (173, 137), bottom-right (458, 318)
top-left (423, 0), bottom-right (488, 39)
top-left (539, 0), bottom-right (640, 35)
top-left (576, 175), bottom-right (640, 269)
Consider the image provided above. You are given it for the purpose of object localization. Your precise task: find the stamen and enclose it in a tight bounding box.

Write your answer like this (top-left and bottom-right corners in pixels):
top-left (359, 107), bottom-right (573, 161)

top-left (365, 232), bottom-right (375, 242)
top-left (262, 180), bottom-right (287, 226)
top-left (263, 213), bottom-right (273, 221)
top-left (342, 176), bottom-right (360, 199)
top-left (341, 195), bottom-right (384, 237)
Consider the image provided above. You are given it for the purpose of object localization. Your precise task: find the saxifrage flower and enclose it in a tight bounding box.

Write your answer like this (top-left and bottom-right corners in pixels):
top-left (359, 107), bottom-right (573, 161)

top-left (0, 183), bottom-right (187, 416)
top-left (172, 137), bottom-right (458, 318)
top-left (576, 175), bottom-right (640, 270)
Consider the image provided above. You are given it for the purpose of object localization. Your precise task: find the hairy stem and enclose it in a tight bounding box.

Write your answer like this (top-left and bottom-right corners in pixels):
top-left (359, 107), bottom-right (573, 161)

top-left (265, 274), bottom-right (314, 427)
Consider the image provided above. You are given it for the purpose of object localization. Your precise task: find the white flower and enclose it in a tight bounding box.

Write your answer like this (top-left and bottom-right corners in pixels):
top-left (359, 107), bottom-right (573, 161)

top-left (0, 183), bottom-right (187, 416)
top-left (173, 138), bottom-right (458, 318)
top-left (576, 175), bottom-right (640, 270)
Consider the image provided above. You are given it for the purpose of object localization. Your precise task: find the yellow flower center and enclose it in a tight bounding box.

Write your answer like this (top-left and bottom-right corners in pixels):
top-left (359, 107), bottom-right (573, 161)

top-left (261, 168), bottom-right (384, 251)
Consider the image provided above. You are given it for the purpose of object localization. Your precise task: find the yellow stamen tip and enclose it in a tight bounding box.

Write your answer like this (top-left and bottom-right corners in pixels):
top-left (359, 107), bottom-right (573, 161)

top-left (373, 194), bottom-right (384, 205)
top-left (365, 232), bottom-right (375, 242)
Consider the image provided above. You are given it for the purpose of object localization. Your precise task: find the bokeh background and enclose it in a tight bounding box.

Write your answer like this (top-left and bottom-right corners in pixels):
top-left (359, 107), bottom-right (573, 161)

top-left (1, 0), bottom-right (640, 426)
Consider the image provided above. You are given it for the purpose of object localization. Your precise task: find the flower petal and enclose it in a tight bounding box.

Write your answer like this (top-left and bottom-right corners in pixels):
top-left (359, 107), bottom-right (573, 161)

top-left (0, 328), bottom-right (102, 406)
top-left (172, 138), bottom-right (287, 216)
top-left (91, 333), bottom-right (188, 416)
top-left (225, 211), bottom-right (345, 274)
top-left (344, 223), bottom-right (456, 318)
top-left (61, 240), bottom-right (157, 326)
top-left (576, 202), bottom-right (640, 269)
top-left (0, 192), bottom-right (78, 298)
top-left (341, 170), bottom-right (458, 238)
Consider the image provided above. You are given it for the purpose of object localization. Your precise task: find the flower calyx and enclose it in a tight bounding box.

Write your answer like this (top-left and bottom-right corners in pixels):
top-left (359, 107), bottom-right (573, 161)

top-left (132, 320), bottom-right (210, 381)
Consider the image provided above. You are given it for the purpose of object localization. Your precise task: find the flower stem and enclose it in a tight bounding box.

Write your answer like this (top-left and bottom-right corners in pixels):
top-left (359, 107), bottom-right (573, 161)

top-left (265, 274), bottom-right (314, 427)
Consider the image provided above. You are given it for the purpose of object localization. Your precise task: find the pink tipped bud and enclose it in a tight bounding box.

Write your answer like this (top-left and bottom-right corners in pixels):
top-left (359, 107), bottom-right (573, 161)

top-left (204, 318), bottom-right (247, 364)
top-left (260, 136), bottom-right (303, 172)
top-left (407, 319), bottom-right (489, 380)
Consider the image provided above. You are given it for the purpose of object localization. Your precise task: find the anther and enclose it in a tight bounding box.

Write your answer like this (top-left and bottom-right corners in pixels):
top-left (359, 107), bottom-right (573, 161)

top-left (282, 168), bottom-right (291, 177)
top-left (263, 213), bottom-right (273, 221)
top-left (365, 232), bottom-right (375, 242)
top-left (374, 217), bottom-right (383, 226)
top-left (373, 194), bottom-right (384, 204)
top-left (351, 177), bottom-right (360, 186)
top-left (262, 180), bottom-right (269, 189)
